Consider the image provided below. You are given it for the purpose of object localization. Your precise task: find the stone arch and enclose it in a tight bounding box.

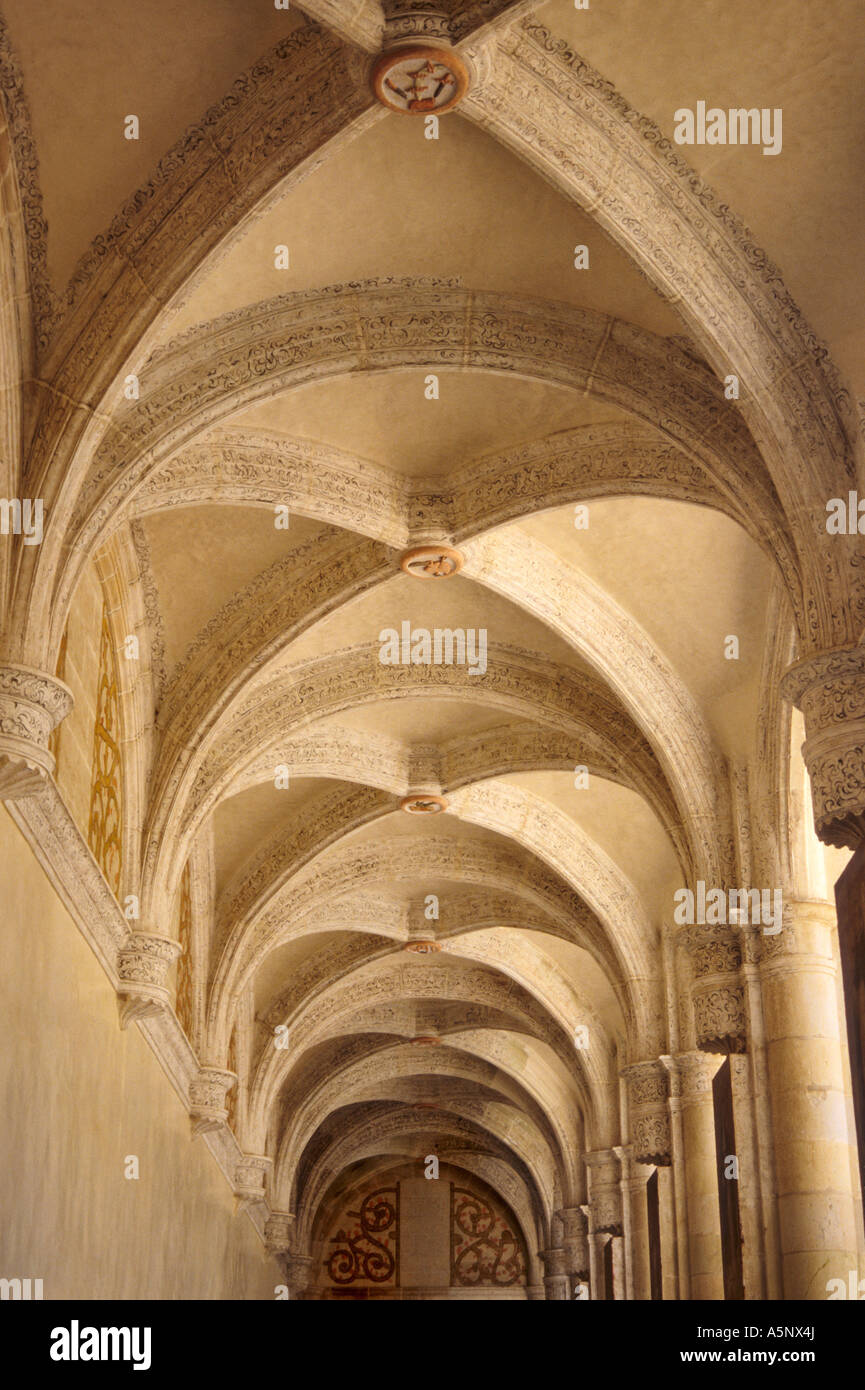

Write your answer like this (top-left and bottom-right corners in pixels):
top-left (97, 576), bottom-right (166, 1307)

top-left (275, 1043), bottom-right (580, 1206)
top-left (205, 811), bottom-right (654, 1062)
top-left (289, 1104), bottom-right (557, 1237)
top-left (44, 284), bottom-right (767, 660)
top-left (142, 643), bottom-right (676, 923)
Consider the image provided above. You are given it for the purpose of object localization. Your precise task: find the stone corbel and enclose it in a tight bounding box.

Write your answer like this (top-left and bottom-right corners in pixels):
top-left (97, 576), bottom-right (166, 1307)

top-left (233, 1154), bottom-right (273, 1214)
top-left (116, 931), bottom-right (181, 1029)
top-left (265, 1211), bottom-right (296, 1264)
top-left (284, 1253), bottom-right (315, 1300)
top-left (188, 1066), bottom-right (237, 1138)
top-left (0, 665), bottom-right (73, 798)
top-left (781, 646), bottom-right (865, 849)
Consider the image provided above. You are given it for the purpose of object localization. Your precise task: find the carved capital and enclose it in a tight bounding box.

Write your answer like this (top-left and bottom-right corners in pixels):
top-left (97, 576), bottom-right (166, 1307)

top-left (781, 647), bottom-right (865, 848)
top-left (661, 1050), bottom-right (724, 1106)
top-left (679, 923), bottom-right (747, 1053)
top-left (0, 665), bottom-right (73, 798)
top-left (116, 931), bottom-right (181, 1029)
top-left (584, 1149), bottom-right (623, 1235)
top-left (556, 1207), bottom-right (589, 1278)
top-left (621, 1059), bottom-right (671, 1166)
top-left (188, 1066), bottom-right (237, 1137)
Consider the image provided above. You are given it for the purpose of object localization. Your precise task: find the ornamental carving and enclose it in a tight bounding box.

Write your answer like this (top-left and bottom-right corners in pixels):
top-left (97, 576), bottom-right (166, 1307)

top-left (680, 925), bottom-right (742, 979)
top-left (781, 647), bottom-right (865, 846)
top-left (0, 16), bottom-right (60, 354)
top-left (621, 1060), bottom-right (671, 1166)
top-left (663, 1050), bottom-right (723, 1103)
top-left (87, 609), bottom-right (123, 896)
top-left (692, 985), bottom-right (747, 1055)
top-left (116, 931), bottom-right (181, 1030)
top-left (208, 832), bottom-right (609, 1045)
top-left (188, 1066), bottom-right (237, 1137)
top-left (584, 1150), bottom-right (623, 1235)
top-left (0, 664), bottom-right (73, 798)
top-left (233, 1153), bottom-right (272, 1212)
top-left (70, 284), bottom-right (763, 572)
top-left (451, 1184), bottom-right (527, 1286)
top-left (146, 642), bottom-right (678, 921)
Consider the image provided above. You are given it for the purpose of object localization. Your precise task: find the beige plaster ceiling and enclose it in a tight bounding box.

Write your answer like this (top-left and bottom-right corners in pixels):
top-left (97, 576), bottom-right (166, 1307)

top-left (229, 373), bottom-right (629, 479)
top-left (514, 498), bottom-right (774, 756)
top-left (166, 109), bottom-right (684, 343)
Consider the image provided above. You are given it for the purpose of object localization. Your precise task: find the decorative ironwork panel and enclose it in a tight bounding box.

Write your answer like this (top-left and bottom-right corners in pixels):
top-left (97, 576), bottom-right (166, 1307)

top-left (451, 1184), bottom-right (527, 1287)
top-left (87, 607), bottom-right (122, 895)
top-left (325, 1187), bottom-right (400, 1287)
top-left (176, 861), bottom-right (194, 1040)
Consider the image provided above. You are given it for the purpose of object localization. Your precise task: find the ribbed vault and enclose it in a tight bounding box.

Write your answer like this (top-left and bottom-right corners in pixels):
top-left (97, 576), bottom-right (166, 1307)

top-left (0, 0), bottom-right (860, 1302)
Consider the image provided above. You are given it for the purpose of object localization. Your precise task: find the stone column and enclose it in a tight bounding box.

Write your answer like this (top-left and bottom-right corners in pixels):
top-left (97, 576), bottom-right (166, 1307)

top-left (584, 1149), bottom-right (623, 1299)
top-left (662, 1051), bottom-right (725, 1299)
top-left (758, 900), bottom-right (859, 1297)
top-left (539, 1247), bottom-right (569, 1300)
top-left (0, 665), bottom-right (72, 797)
top-left (781, 649), bottom-right (865, 849)
top-left (116, 931), bottom-right (181, 1029)
top-left (619, 1150), bottom-right (654, 1301)
top-left (558, 1205), bottom-right (590, 1292)
top-left (739, 931), bottom-right (783, 1299)
top-left (580, 1203), bottom-right (597, 1298)
top-left (621, 1060), bottom-right (672, 1299)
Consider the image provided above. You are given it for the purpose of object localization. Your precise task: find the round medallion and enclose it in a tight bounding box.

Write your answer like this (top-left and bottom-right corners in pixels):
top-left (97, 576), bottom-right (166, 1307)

top-left (399, 544), bottom-right (464, 579)
top-left (371, 45), bottom-right (470, 114)
top-left (400, 792), bottom-right (448, 815)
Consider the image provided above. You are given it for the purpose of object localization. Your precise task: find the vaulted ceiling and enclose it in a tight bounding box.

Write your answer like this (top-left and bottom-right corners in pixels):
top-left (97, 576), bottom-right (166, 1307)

top-left (4, 0), bottom-right (860, 1254)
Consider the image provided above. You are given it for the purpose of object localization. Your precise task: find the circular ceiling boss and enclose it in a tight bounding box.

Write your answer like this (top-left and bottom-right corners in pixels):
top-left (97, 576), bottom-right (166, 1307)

top-left (400, 792), bottom-right (449, 815)
top-left (371, 46), bottom-right (471, 114)
top-left (399, 544), bottom-right (464, 579)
